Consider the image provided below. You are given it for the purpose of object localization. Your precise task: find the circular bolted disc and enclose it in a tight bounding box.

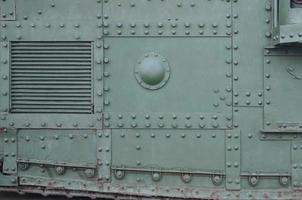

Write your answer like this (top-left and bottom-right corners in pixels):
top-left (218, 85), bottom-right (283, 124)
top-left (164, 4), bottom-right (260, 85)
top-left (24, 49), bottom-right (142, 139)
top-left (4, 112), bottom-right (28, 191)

top-left (55, 166), bottom-right (65, 175)
top-left (212, 175), bottom-right (223, 186)
top-left (249, 176), bottom-right (259, 186)
top-left (19, 163), bottom-right (30, 171)
top-left (84, 168), bottom-right (95, 178)
top-left (151, 172), bottom-right (162, 182)
top-left (114, 170), bottom-right (126, 180)
top-left (181, 174), bottom-right (192, 183)
top-left (134, 52), bottom-right (170, 90)
top-left (279, 176), bottom-right (289, 186)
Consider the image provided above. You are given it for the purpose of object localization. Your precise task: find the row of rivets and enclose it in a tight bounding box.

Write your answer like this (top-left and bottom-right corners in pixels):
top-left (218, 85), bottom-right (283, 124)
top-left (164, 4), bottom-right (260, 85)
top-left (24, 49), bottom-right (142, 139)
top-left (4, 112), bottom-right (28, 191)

top-left (114, 169), bottom-right (223, 185)
top-left (19, 163), bottom-right (95, 178)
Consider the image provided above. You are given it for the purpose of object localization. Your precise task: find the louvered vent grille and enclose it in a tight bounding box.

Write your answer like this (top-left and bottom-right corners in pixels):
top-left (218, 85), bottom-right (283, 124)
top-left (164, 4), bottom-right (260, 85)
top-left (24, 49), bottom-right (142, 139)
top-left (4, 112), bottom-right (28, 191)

top-left (10, 41), bottom-right (93, 114)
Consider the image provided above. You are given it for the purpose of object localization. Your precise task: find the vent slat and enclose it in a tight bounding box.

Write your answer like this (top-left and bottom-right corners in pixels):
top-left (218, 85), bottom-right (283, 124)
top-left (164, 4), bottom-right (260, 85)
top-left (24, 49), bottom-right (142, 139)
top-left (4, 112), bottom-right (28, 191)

top-left (10, 41), bottom-right (93, 114)
top-left (11, 110), bottom-right (90, 114)
top-left (13, 96), bottom-right (90, 99)
top-left (11, 50), bottom-right (91, 54)
top-left (12, 105), bottom-right (91, 109)
top-left (11, 70), bottom-right (91, 74)
top-left (12, 53), bottom-right (91, 57)
top-left (12, 94), bottom-right (90, 97)
top-left (12, 79), bottom-right (91, 82)
top-left (12, 102), bottom-right (91, 105)
top-left (12, 74), bottom-right (91, 78)
top-left (11, 47), bottom-right (91, 50)
top-left (12, 81), bottom-right (91, 84)
top-left (11, 89), bottom-right (90, 92)
top-left (12, 63), bottom-right (91, 70)
top-left (12, 76), bottom-right (91, 80)
top-left (12, 58), bottom-right (90, 65)
top-left (12, 85), bottom-right (90, 90)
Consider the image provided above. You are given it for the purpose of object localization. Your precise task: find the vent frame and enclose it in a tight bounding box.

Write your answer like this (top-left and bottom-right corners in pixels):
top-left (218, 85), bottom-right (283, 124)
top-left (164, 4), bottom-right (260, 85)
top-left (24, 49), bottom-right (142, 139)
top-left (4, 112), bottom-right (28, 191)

top-left (9, 41), bottom-right (94, 114)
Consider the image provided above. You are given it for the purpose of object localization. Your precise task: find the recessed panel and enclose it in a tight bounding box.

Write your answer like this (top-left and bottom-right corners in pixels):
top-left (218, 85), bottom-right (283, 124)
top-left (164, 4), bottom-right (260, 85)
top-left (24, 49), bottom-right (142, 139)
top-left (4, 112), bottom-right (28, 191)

top-left (264, 54), bottom-right (302, 130)
top-left (112, 129), bottom-right (225, 172)
top-left (103, 37), bottom-right (232, 129)
top-left (103, 0), bottom-right (232, 37)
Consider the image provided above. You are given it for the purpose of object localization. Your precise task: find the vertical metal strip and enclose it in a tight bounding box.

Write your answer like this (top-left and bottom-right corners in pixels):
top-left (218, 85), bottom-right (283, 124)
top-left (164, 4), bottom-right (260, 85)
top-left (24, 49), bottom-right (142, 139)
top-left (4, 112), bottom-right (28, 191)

top-left (0, 0), bottom-right (15, 21)
top-left (0, 42), bottom-right (9, 120)
top-left (97, 129), bottom-right (111, 182)
top-left (3, 128), bottom-right (17, 175)
top-left (292, 139), bottom-right (302, 188)
top-left (225, 129), bottom-right (241, 190)
top-left (273, 0), bottom-right (279, 28)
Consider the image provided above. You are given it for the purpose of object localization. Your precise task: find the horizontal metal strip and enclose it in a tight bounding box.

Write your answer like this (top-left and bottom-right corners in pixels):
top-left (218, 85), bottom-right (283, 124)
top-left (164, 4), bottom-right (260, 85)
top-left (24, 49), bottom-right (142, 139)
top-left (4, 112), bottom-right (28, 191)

top-left (12, 81), bottom-right (91, 85)
top-left (11, 110), bottom-right (91, 114)
top-left (11, 91), bottom-right (91, 94)
top-left (12, 85), bottom-right (91, 89)
top-left (12, 97), bottom-right (91, 101)
top-left (12, 79), bottom-right (91, 82)
top-left (12, 74), bottom-right (91, 78)
top-left (12, 43), bottom-right (91, 46)
top-left (12, 101), bottom-right (91, 105)
top-left (12, 64), bottom-right (91, 67)
top-left (11, 109), bottom-right (92, 113)
top-left (12, 62), bottom-right (91, 65)
top-left (11, 88), bottom-right (90, 91)
top-left (11, 46), bottom-right (91, 50)
top-left (11, 49), bottom-right (91, 53)
top-left (11, 46), bottom-right (91, 49)
top-left (12, 41), bottom-right (91, 45)
top-left (12, 75), bottom-right (91, 79)
top-left (12, 108), bottom-right (92, 112)
top-left (12, 70), bottom-right (91, 74)
top-left (12, 95), bottom-right (90, 98)
top-left (11, 47), bottom-right (91, 49)
top-left (17, 158), bottom-right (96, 169)
top-left (12, 86), bottom-right (91, 89)
top-left (11, 44), bottom-right (91, 50)
top-left (112, 166), bottom-right (225, 176)
top-left (11, 84), bottom-right (92, 87)
top-left (11, 95), bottom-right (91, 98)
top-left (11, 54), bottom-right (91, 58)
top-left (11, 43), bottom-right (91, 46)
top-left (241, 172), bottom-right (290, 177)
top-left (11, 77), bottom-right (91, 81)
top-left (12, 59), bottom-right (91, 63)
top-left (12, 54), bottom-right (91, 58)
top-left (12, 55), bottom-right (91, 59)
top-left (12, 76), bottom-right (91, 79)
top-left (12, 102), bottom-right (91, 109)
top-left (11, 64), bottom-right (91, 71)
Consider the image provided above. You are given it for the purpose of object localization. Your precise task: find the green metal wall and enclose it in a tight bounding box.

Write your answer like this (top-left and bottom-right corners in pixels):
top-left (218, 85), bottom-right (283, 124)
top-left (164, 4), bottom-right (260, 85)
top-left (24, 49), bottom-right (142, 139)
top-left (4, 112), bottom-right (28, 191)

top-left (0, 0), bottom-right (302, 199)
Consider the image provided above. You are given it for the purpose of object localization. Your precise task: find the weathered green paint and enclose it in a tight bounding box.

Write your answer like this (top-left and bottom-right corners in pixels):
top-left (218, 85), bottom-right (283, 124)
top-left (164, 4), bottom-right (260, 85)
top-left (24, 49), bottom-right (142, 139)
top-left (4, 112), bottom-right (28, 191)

top-left (0, 0), bottom-right (302, 199)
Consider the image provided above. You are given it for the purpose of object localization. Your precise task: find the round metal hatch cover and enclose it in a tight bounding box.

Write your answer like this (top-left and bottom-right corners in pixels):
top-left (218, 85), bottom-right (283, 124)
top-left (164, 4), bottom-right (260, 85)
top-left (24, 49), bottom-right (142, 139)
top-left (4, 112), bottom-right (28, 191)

top-left (134, 52), bottom-right (170, 90)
